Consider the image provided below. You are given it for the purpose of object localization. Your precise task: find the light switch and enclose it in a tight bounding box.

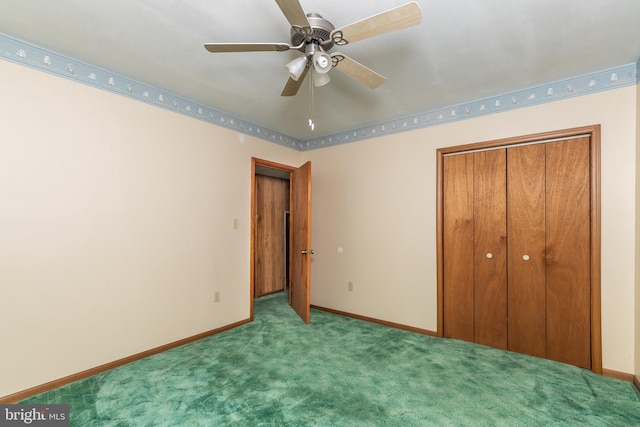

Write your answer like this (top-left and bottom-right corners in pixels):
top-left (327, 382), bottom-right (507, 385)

top-left (233, 218), bottom-right (239, 229)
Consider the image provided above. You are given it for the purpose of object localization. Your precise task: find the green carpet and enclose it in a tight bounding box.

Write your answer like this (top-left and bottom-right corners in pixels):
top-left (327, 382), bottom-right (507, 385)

top-left (22, 292), bottom-right (640, 426)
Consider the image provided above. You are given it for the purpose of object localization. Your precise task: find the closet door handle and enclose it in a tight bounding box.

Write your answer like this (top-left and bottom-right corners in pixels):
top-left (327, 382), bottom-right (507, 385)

top-left (486, 253), bottom-right (493, 259)
top-left (522, 254), bottom-right (530, 261)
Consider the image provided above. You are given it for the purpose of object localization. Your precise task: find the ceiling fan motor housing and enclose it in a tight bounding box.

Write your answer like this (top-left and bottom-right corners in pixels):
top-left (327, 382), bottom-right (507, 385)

top-left (291, 13), bottom-right (335, 52)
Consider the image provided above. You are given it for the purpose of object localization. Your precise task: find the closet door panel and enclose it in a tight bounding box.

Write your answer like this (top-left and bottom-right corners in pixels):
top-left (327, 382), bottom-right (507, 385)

top-left (473, 150), bottom-right (507, 349)
top-left (443, 154), bottom-right (475, 342)
top-left (507, 144), bottom-right (547, 357)
top-left (255, 175), bottom-right (290, 297)
top-left (545, 137), bottom-right (591, 369)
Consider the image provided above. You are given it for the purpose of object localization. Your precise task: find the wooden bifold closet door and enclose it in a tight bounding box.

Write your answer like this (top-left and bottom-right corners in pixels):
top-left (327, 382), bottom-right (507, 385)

top-left (442, 135), bottom-right (592, 369)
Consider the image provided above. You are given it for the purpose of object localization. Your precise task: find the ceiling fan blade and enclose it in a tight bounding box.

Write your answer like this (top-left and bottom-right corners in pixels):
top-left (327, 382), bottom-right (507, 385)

top-left (204, 43), bottom-right (292, 53)
top-left (331, 53), bottom-right (386, 89)
top-left (281, 65), bottom-right (310, 96)
top-left (275, 0), bottom-right (310, 29)
top-left (330, 2), bottom-right (422, 46)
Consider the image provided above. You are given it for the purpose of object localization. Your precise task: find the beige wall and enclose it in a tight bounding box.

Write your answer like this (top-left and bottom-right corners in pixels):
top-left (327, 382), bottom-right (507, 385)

top-left (0, 60), bottom-right (302, 398)
top-left (636, 77), bottom-right (640, 380)
top-left (306, 86), bottom-right (638, 374)
top-left (1, 56), bottom-right (638, 398)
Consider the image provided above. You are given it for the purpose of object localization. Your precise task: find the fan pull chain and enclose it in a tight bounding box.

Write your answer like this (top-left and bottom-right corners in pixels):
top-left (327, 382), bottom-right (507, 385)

top-left (308, 68), bottom-right (315, 131)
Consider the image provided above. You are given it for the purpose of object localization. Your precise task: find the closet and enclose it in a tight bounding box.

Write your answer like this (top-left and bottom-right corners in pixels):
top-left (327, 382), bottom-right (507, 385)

top-left (438, 127), bottom-right (601, 371)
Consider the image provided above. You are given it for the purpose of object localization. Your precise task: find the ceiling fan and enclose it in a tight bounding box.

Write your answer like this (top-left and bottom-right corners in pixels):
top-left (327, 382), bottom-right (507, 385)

top-left (204, 0), bottom-right (422, 96)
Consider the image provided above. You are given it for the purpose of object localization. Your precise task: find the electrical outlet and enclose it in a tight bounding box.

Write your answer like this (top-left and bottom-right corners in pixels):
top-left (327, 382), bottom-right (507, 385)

top-left (214, 291), bottom-right (221, 303)
top-left (348, 282), bottom-right (354, 292)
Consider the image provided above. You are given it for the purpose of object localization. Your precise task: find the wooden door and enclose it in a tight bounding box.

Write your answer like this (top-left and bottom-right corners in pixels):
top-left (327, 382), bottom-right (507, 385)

top-left (255, 175), bottom-right (290, 298)
top-left (442, 154), bottom-right (474, 341)
top-left (439, 129), bottom-right (599, 371)
top-left (443, 150), bottom-right (507, 347)
top-left (473, 150), bottom-right (507, 349)
top-left (507, 144), bottom-right (547, 358)
top-left (290, 161), bottom-right (312, 323)
top-left (545, 137), bottom-right (591, 368)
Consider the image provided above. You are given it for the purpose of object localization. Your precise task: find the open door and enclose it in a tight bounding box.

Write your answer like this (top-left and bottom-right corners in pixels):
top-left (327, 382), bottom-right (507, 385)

top-left (290, 161), bottom-right (312, 323)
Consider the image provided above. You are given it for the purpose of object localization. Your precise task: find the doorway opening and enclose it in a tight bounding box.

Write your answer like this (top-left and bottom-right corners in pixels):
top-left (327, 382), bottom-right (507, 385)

top-left (249, 158), bottom-right (313, 323)
top-left (254, 167), bottom-right (290, 299)
top-left (252, 160), bottom-right (293, 320)
top-left (250, 158), bottom-right (312, 323)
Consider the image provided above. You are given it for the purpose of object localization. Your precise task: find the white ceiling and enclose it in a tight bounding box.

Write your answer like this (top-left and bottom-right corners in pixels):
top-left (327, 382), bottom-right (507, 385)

top-left (1, 0), bottom-right (639, 141)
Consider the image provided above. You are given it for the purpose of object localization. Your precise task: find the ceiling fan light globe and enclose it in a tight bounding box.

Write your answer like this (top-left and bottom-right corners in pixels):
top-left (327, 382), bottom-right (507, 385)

top-left (286, 56), bottom-right (308, 81)
top-left (312, 51), bottom-right (332, 74)
top-left (314, 70), bottom-right (331, 87)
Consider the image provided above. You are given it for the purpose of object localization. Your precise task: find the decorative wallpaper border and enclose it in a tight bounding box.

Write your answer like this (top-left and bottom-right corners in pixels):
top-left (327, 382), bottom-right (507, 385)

top-left (1, 33), bottom-right (638, 152)
top-left (0, 33), bottom-right (299, 149)
top-left (302, 61), bottom-right (639, 150)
